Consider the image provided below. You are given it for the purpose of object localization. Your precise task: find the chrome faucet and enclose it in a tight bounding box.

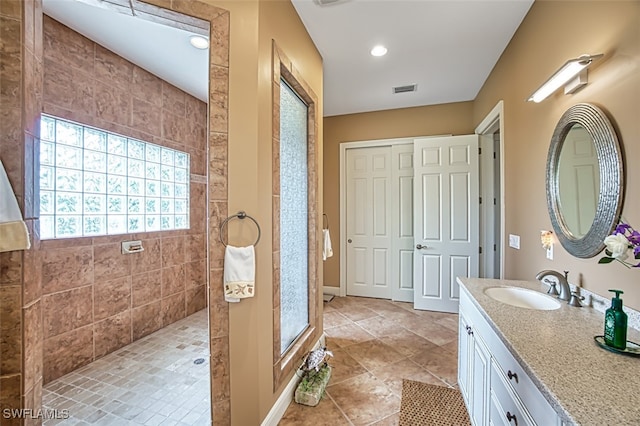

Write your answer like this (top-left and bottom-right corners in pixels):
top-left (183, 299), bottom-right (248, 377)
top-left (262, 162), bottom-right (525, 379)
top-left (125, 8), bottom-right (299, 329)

top-left (535, 270), bottom-right (571, 301)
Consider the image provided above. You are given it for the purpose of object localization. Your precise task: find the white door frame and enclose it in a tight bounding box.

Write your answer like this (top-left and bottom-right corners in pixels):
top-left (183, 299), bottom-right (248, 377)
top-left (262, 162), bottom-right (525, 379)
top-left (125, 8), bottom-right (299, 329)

top-left (475, 100), bottom-right (505, 279)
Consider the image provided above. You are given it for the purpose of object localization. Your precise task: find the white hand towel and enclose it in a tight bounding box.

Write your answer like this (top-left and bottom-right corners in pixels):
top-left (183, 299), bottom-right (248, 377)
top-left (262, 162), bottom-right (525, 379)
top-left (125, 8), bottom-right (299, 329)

top-left (322, 228), bottom-right (333, 261)
top-left (224, 245), bottom-right (255, 303)
top-left (0, 160), bottom-right (30, 252)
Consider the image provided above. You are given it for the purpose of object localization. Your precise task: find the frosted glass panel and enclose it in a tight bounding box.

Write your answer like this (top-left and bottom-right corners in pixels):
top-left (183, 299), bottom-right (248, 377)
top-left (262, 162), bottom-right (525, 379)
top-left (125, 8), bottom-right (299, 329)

top-left (279, 81), bottom-right (309, 354)
top-left (39, 115), bottom-right (190, 239)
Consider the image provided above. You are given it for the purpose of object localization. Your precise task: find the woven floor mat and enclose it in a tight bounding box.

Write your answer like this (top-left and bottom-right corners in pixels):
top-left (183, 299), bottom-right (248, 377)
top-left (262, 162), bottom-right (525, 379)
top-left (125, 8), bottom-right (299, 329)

top-left (399, 379), bottom-right (471, 426)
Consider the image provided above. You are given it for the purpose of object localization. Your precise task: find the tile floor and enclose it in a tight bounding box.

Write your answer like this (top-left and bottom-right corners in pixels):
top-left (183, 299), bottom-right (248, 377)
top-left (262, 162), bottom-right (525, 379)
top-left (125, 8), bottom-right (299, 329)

top-left (43, 309), bottom-right (211, 425)
top-left (280, 296), bottom-right (460, 426)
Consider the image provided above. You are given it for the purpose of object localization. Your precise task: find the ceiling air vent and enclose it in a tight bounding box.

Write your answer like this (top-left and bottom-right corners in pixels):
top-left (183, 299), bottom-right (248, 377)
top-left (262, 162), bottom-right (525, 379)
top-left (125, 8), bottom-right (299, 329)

top-left (393, 84), bottom-right (417, 94)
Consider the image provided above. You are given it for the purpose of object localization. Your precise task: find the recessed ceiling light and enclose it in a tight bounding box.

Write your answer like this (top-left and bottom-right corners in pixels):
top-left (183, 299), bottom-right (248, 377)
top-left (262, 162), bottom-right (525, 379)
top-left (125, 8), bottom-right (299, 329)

top-left (189, 35), bottom-right (209, 50)
top-left (370, 45), bottom-right (387, 57)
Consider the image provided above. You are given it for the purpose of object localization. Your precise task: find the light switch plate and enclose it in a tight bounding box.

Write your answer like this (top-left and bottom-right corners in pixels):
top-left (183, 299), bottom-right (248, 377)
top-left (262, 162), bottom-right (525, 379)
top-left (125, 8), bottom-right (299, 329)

top-left (509, 234), bottom-right (520, 249)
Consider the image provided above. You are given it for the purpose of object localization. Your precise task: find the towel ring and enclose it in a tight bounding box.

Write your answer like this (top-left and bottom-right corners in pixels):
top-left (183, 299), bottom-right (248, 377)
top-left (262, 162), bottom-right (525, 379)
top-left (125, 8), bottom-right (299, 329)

top-left (219, 211), bottom-right (261, 247)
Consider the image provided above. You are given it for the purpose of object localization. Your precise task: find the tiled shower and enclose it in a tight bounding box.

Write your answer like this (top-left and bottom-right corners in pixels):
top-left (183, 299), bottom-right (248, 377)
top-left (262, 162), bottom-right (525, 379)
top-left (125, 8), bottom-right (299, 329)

top-left (0, 0), bottom-right (233, 422)
top-left (39, 16), bottom-right (209, 384)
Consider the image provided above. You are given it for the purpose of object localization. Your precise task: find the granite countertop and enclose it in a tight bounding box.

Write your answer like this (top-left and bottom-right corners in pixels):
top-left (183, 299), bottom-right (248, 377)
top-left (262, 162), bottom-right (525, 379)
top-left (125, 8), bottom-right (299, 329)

top-left (458, 277), bottom-right (640, 425)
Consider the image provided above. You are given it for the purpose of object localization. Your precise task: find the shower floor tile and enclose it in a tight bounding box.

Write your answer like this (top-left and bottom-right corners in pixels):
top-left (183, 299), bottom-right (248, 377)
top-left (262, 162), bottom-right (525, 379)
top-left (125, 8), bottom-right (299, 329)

top-left (43, 309), bottom-right (211, 425)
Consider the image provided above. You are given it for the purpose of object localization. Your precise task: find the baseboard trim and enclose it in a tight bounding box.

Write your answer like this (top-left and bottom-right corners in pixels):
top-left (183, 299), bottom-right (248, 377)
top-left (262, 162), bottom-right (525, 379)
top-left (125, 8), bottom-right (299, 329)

top-left (260, 334), bottom-right (326, 426)
top-left (322, 286), bottom-right (341, 296)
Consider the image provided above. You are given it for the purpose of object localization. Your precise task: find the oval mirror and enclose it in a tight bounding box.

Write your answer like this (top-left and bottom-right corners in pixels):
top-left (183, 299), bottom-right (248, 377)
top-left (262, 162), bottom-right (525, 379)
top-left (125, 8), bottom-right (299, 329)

top-left (546, 103), bottom-right (624, 258)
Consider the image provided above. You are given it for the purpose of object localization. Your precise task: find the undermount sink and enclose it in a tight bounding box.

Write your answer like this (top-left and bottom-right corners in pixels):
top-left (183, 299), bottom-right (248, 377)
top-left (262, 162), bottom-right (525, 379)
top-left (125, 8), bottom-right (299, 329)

top-left (484, 286), bottom-right (561, 310)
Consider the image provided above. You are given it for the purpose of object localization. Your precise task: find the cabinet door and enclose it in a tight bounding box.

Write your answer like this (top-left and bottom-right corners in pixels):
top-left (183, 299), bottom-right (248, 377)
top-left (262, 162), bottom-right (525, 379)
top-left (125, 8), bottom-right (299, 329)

top-left (471, 332), bottom-right (490, 426)
top-left (458, 309), bottom-right (473, 406)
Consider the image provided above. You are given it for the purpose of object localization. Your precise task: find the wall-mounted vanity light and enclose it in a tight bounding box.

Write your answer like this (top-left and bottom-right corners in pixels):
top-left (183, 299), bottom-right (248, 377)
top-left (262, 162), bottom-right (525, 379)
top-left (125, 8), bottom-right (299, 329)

top-left (527, 54), bottom-right (603, 103)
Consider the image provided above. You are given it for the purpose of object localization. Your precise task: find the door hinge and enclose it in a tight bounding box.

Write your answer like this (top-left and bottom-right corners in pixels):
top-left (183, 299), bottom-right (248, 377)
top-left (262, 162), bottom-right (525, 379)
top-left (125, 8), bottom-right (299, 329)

top-left (479, 196), bottom-right (482, 204)
top-left (493, 151), bottom-right (496, 159)
top-left (479, 246), bottom-right (482, 254)
top-left (494, 244), bottom-right (497, 251)
top-left (493, 198), bottom-right (496, 205)
top-left (478, 147), bottom-right (482, 155)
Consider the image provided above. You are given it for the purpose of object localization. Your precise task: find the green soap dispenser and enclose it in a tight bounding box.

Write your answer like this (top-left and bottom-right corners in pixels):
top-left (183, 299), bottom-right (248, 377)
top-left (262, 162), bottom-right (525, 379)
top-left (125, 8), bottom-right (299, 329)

top-left (604, 289), bottom-right (627, 350)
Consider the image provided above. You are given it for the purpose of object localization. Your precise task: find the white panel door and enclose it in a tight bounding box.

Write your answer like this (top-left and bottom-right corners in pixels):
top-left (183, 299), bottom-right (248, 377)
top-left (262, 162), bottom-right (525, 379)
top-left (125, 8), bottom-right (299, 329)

top-left (413, 135), bottom-right (479, 312)
top-left (391, 144), bottom-right (414, 302)
top-left (345, 146), bottom-right (392, 299)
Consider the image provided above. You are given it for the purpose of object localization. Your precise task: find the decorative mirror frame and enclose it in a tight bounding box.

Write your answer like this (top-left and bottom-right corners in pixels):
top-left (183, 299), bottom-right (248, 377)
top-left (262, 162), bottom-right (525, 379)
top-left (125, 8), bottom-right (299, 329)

top-left (546, 103), bottom-right (624, 258)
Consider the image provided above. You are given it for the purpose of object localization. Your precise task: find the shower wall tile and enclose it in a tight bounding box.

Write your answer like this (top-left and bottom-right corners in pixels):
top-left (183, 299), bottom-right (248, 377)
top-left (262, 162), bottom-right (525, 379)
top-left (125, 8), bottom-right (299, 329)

top-left (22, 243), bottom-right (42, 305)
top-left (185, 234), bottom-right (206, 261)
top-left (131, 66), bottom-right (162, 107)
top-left (186, 259), bottom-right (206, 289)
top-left (187, 146), bottom-right (207, 176)
top-left (162, 110), bottom-right (187, 143)
top-left (131, 97), bottom-right (162, 136)
top-left (0, 250), bottom-right (23, 285)
top-left (132, 301), bottom-right (162, 340)
top-left (42, 285), bottom-right (92, 338)
top-left (39, 13), bottom-right (208, 383)
top-left (189, 183), bottom-right (207, 235)
top-left (162, 264), bottom-right (185, 297)
top-left (94, 43), bottom-right (133, 87)
top-left (43, 16), bottom-right (94, 71)
top-left (94, 276), bottom-right (131, 322)
top-left (94, 242), bottom-right (131, 281)
top-left (161, 235), bottom-right (185, 267)
top-left (41, 246), bottom-right (93, 294)
top-left (186, 285), bottom-right (207, 316)
top-left (162, 292), bottom-right (185, 326)
top-left (210, 336), bottom-right (230, 402)
top-left (0, 374), bottom-right (21, 425)
top-left (22, 377), bottom-right (42, 426)
top-left (94, 81), bottom-right (131, 124)
top-left (43, 59), bottom-right (94, 117)
top-left (132, 270), bottom-right (161, 308)
top-left (0, 0), bottom-right (21, 18)
top-left (162, 82), bottom-right (186, 116)
top-left (130, 238), bottom-right (161, 272)
top-left (43, 325), bottom-right (93, 383)
top-left (210, 11), bottom-right (230, 67)
top-left (23, 300), bottom-right (43, 391)
top-left (94, 311), bottom-right (131, 358)
top-left (0, 286), bottom-right (21, 375)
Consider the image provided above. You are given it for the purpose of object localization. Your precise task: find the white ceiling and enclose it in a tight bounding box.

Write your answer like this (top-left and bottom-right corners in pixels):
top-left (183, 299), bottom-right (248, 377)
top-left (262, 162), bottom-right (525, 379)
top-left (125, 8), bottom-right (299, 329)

top-left (292, 0), bottom-right (534, 116)
top-left (42, 0), bottom-right (210, 103)
top-left (42, 0), bottom-right (534, 117)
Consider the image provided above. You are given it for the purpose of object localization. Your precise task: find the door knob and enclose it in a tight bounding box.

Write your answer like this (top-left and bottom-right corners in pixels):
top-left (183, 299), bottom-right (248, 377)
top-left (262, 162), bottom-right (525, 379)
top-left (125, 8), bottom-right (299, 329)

top-left (416, 244), bottom-right (429, 249)
top-left (348, 239), bottom-right (352, 243)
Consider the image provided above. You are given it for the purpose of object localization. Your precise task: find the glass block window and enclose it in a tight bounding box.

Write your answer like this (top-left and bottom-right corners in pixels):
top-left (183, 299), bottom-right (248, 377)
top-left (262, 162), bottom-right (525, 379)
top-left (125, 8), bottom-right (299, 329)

top-left (279, 80), bottom-right (309, 354)
top-left (39, 115), bottom-right (190, 239)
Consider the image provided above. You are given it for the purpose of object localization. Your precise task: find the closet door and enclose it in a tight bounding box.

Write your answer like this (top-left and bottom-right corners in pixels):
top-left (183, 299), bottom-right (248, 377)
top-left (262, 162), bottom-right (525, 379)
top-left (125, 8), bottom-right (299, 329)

top-left (345, 146), bottom-right (392, 299)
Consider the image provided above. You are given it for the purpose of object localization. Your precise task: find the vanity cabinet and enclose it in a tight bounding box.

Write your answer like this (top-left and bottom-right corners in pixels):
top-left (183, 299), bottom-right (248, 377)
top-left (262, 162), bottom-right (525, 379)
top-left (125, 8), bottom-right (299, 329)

top-left (459, 288), bottom-right (561, 426)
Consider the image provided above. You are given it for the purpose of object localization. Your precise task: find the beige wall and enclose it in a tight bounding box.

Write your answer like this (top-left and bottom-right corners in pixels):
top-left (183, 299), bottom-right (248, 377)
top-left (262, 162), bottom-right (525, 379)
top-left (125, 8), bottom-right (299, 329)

top-left (473, 0), bottom-right (640, 310)
top-left (39, 17), bottom-right (208, 383)
top-left (206, 1), bottom-right (323, 424)
top-left (324, 1), bottom-right (640, 310)
top-left (323, 102), bottom-right (474, 289)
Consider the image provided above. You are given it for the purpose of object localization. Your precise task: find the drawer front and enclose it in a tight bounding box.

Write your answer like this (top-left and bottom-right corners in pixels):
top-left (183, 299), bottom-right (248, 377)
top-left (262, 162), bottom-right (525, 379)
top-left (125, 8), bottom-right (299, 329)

top-left (490, 362), bottom-right (535, 426)
top-left (490, 337), bottom-right (558, 425)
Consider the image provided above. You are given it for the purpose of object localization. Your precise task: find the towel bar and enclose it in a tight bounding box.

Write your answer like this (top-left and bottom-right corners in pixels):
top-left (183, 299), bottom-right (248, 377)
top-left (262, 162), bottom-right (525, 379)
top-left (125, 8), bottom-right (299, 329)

top-left (219, 211), bottom-right (261, 247)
